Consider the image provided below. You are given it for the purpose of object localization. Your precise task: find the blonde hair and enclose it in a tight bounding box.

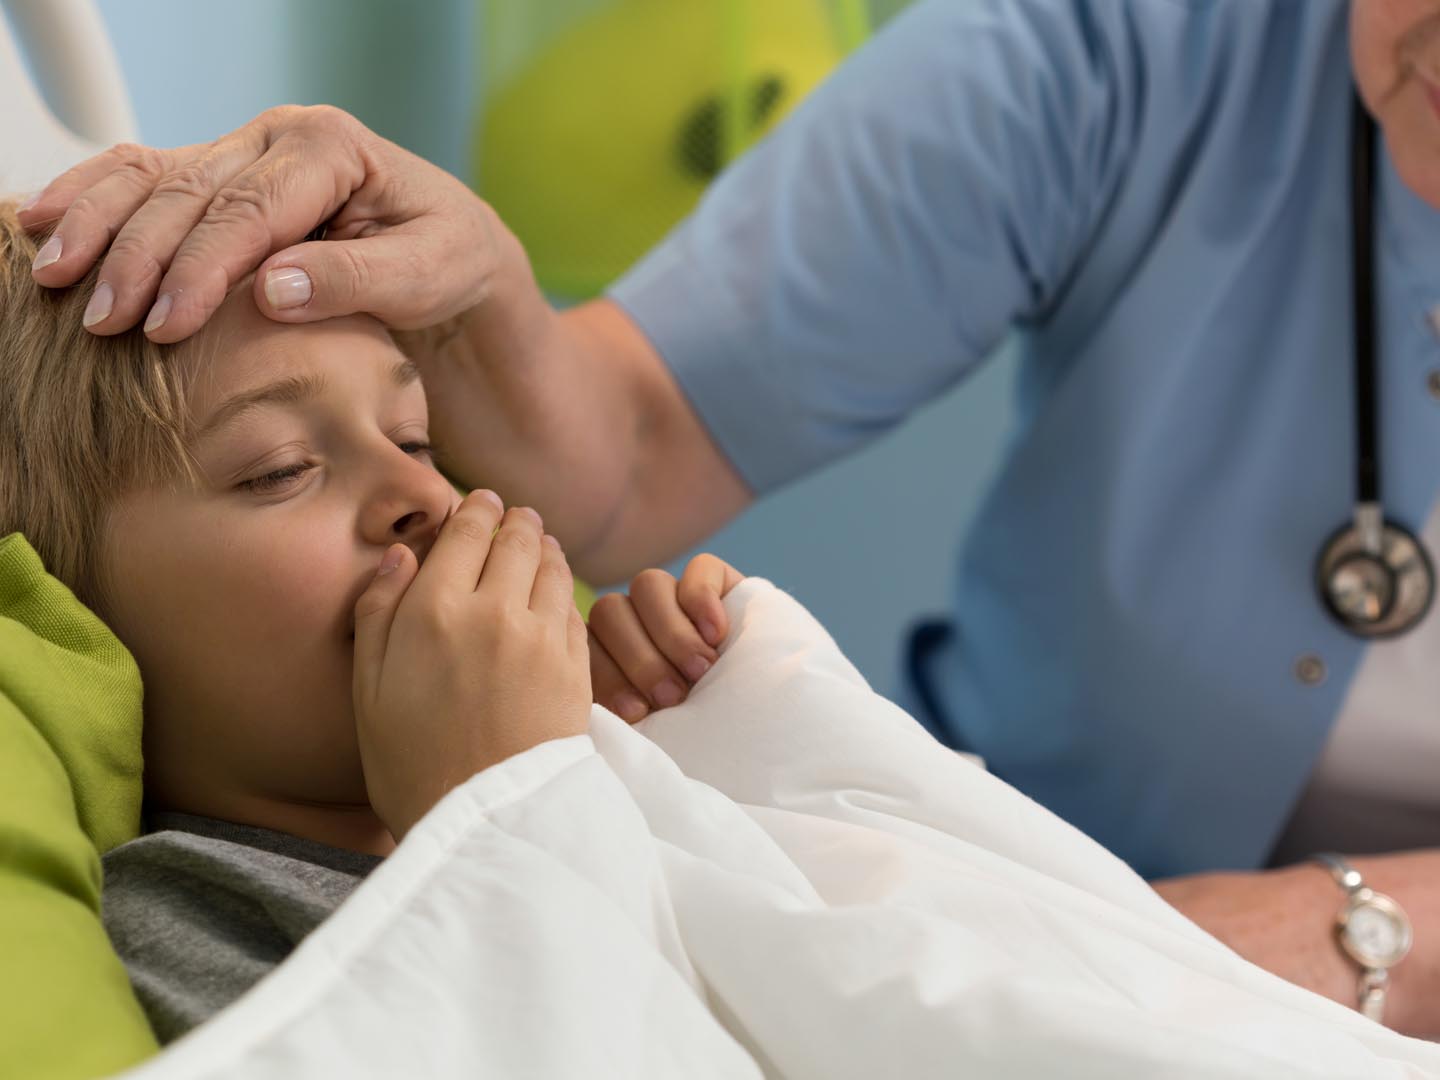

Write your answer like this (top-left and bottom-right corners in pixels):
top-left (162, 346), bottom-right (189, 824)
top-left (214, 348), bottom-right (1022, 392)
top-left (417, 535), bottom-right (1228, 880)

top-left (0, 201), bottom-right (196, 612)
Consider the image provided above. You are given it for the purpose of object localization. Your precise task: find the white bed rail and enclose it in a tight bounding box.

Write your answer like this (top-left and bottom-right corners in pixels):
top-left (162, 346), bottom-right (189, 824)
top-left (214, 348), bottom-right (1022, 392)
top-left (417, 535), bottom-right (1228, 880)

top-left (0, 0), bottom-right (135, 195)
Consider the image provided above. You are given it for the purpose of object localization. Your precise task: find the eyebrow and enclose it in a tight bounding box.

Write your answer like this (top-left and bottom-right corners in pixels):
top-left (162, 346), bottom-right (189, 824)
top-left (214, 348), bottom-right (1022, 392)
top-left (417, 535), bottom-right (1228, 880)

top-left (197, 357), bottom-right (421, 441)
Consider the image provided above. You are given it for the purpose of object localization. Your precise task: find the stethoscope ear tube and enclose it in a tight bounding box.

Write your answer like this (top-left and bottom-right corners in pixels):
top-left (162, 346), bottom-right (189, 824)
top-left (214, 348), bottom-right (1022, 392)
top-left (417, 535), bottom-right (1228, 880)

top-left (1316, 96), bottom-right (1436, 639)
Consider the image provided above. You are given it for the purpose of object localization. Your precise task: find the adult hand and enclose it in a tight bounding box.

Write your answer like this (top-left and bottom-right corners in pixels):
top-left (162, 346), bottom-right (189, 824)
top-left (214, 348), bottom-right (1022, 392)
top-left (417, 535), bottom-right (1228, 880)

top-left (351, 491), bottom-right (591, 840)
top-left (1154, 849), bottom-right (1440, 1036)
top-left (19, 105), bottom-right (498, 343)
top-left (587, 554), bottom-right (744, 723)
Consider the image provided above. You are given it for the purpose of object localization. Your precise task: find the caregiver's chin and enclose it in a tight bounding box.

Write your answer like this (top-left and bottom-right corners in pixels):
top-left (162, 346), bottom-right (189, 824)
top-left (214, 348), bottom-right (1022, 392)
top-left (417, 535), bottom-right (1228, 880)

top-left (1352, 0), bottom-right (1440, 206)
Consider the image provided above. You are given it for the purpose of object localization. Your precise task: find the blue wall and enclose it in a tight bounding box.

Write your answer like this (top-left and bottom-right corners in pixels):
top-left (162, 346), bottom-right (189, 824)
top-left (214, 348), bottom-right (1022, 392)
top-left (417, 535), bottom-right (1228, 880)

top-left (88, 0), bottom-right (1016, 696)
top-left (95, 0), bottom-right (478, 177)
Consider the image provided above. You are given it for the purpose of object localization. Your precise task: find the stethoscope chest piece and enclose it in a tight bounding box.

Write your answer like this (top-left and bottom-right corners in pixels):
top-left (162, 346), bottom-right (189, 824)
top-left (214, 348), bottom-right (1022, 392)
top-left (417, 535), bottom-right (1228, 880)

top-left (1317, 516), bottom-right (1435, 638)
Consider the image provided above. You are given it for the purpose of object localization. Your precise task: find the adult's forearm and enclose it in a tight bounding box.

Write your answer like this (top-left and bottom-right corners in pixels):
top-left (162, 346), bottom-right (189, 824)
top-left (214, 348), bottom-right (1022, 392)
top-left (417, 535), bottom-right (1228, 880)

top-left (1154, 849), bottom-right (1440, 1037)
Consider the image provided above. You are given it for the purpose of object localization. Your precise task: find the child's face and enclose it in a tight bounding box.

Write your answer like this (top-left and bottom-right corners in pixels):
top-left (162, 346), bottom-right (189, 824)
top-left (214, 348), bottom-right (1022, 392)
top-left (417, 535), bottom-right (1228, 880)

top-left (101, 292), bottom-right (460, 852)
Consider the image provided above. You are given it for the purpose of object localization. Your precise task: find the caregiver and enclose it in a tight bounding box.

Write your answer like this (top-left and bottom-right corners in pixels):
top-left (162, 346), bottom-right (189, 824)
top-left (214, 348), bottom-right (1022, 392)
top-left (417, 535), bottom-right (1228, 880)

top-left (21, 0), bottom-right (1440, 1035)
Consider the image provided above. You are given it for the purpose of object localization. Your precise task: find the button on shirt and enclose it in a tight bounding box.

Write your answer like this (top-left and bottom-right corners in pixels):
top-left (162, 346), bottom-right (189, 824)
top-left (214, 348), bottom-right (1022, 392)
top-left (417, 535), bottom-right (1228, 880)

top-left (608, 0), bottom-right (1440, 877)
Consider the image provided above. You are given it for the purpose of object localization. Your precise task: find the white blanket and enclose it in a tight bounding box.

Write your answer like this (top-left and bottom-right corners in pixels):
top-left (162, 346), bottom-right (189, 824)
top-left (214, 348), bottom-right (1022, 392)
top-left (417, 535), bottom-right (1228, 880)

top-left (124, 580), bottom-right (1440, 1079)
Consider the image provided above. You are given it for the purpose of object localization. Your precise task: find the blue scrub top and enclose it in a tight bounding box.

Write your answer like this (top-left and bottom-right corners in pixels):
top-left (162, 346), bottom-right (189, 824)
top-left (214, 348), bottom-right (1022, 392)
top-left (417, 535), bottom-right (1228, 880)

top-left (608, 0), bottom-right (1440, 878)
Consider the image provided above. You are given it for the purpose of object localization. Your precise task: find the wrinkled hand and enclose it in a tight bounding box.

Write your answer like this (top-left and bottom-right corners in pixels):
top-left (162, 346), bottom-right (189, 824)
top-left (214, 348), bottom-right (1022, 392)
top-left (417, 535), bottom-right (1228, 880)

top-left (587, 553), bottom-right (745, 723)
top-left (1154, 850), bottom-right (1440, 1036)
top-left (20, 104), bottom-right (496, 343)
top-left (352, 491), bottom-right (591, 839)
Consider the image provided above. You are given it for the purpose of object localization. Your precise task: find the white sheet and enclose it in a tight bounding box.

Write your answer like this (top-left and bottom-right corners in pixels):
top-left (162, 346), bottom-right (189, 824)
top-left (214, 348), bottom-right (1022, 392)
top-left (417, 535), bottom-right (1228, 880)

top-left (122, 580), bottom-right (1440, 1079)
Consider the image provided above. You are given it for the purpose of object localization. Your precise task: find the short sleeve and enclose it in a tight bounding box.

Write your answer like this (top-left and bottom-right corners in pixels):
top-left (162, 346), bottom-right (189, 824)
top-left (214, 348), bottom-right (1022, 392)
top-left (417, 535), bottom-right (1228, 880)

top-left (608, 0), bottom-right (1142, 493)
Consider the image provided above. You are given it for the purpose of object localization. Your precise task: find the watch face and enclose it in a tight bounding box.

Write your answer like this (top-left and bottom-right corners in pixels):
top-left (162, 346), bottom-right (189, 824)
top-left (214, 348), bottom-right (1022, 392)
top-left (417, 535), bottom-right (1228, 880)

top-left (1341, 894), bottom-right (1413, 968)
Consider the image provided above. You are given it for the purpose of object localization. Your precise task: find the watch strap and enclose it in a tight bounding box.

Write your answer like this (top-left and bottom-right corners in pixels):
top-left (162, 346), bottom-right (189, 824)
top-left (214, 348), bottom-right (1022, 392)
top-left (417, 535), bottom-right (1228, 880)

top-left (1314, 852), bottom-right (1365, 894)
top-left (1313, 852), bottom-right (1403, 1025)
top-left (1358, 968), bottom-right (1389, 1024)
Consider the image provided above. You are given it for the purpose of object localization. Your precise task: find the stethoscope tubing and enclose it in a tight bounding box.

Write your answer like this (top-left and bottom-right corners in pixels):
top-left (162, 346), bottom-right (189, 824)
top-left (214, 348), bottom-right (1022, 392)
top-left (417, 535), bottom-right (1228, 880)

top-left (1315, 96), bottom-right (1436, 639)
top-left (1351, 92), bottom-right (1381, 508)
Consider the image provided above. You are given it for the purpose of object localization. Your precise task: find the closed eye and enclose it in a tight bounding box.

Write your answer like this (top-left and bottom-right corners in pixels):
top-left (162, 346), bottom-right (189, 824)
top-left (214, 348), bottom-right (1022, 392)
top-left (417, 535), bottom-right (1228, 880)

top-left (238, 461), bottom-right (315, 493)
top-left (237, 441), bottom-right (433, 494)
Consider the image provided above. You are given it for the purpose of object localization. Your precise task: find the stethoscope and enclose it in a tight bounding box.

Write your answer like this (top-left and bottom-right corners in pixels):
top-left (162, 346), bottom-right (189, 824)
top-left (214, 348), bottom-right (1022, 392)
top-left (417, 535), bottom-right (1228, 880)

top-left (1314, 95), bottom-right (1436, 638)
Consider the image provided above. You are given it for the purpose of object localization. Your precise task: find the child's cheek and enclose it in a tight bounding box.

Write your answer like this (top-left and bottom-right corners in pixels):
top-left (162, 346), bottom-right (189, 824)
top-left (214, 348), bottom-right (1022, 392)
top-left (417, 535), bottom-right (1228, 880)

top-left (224, 527), bottom-right (353, 638)
top-left (259, 562), bottom-right (350, 635)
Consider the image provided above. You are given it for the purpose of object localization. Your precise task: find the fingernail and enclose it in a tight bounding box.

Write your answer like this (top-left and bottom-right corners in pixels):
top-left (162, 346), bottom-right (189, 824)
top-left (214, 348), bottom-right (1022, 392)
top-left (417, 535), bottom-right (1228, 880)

top-left (377, 545), bottom-right (405, 576)
top-left (520, 506), bottom-right (543, 528)
top-left (542, 534), bottom-right (560, 548)
top-left (651, 679), bottom-right (684, 708)
top-left (18, 192), bottom-right (40, 213)
top-left (682, 655), bottom-right (711, 682)
top-left (476, 489), bottom-right (504, 513)
top-left (32, 235), bottom-right (62, 271)
top-left (264, 266), bottom-right (312, 310)
top-left (697, 619), bottom-right (720, 646)
top-left (82, 282), bottom-right (114, 327)
top-left (143, 293), bottom-right (173, 334)
top-left (614, 692), bottom-right (648, 722)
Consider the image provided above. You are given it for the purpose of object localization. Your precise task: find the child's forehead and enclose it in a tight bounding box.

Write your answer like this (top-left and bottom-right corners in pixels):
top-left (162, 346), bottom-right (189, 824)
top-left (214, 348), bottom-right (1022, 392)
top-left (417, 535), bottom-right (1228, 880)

top-left (204, 285), bottom-right (397, 358)
top-left (185, 290), bottom-right (404, 410)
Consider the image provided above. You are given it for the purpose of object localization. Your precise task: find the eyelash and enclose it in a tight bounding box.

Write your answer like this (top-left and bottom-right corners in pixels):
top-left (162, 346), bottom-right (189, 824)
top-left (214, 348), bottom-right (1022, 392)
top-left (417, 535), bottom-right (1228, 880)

top-left (238, 441), bottom-right (433, 494)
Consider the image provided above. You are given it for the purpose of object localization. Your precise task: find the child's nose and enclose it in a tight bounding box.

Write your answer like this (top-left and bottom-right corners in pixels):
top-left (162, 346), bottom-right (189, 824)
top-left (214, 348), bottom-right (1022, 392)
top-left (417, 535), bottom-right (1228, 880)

top-left (389, 509), bottom-right (442, 566)
top-left (391, 510), bottom-right (423, 534)
top-left (363, 456), bottom-right (457, 552)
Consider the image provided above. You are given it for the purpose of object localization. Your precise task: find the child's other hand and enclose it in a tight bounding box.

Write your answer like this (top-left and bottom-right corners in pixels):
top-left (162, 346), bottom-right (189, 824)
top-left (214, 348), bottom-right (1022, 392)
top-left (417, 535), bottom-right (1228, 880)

top-left (351, 491), bottom-right (591, 839)
top-left (588, 554), bottom-right (744, 723)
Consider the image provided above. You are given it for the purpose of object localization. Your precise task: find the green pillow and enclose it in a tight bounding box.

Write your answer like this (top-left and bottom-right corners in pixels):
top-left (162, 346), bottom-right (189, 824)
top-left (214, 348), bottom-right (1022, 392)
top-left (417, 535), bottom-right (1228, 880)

top-left (0, 533), bottom-right (157, 1078)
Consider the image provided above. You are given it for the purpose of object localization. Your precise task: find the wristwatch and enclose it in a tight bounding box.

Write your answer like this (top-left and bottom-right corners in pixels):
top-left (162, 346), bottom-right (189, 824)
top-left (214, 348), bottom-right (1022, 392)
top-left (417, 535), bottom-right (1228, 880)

top-left (1313, 853), bottom-right (1413, 1024)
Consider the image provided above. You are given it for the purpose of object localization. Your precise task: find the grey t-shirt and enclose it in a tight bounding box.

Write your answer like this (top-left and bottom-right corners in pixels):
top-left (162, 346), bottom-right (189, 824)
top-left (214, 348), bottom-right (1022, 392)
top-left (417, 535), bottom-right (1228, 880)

top-left (101, 812), bottom-right (383, 1044)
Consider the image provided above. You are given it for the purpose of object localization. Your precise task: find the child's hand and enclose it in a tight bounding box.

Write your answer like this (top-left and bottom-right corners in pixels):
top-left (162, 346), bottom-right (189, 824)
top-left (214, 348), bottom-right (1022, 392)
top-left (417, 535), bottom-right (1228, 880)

top-left (351, 491), bottom-right (591, 839)
top-left (588, 554), bottom-right (745, 723)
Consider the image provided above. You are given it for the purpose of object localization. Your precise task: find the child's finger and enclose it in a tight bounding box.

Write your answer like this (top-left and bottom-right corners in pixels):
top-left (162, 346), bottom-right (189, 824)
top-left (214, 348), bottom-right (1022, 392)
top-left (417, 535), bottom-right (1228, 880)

top-left (628, 569), bottom-right (718, 684)
top-left (477, 506), bottom-right (545, 600)
top-left (587, 592), bottom-right (689, 711)
top-left (676, 554), bottom-right (744, 648)
top-left (412, 489), bottom-right (504, 601)
top-left (587, 629), bottom-right (649, 723)
top-left (529, 534), bottom-right (575, 621)
top-left (567, 605), bottom-right (589, 664)
top-left (351, 543), bottom-right (418, 704)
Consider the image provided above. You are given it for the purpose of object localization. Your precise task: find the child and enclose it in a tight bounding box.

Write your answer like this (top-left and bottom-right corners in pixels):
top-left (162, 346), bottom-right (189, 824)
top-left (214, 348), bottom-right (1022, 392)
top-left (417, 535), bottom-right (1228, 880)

top-left (0, 200), bottom-right (727, 1042)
